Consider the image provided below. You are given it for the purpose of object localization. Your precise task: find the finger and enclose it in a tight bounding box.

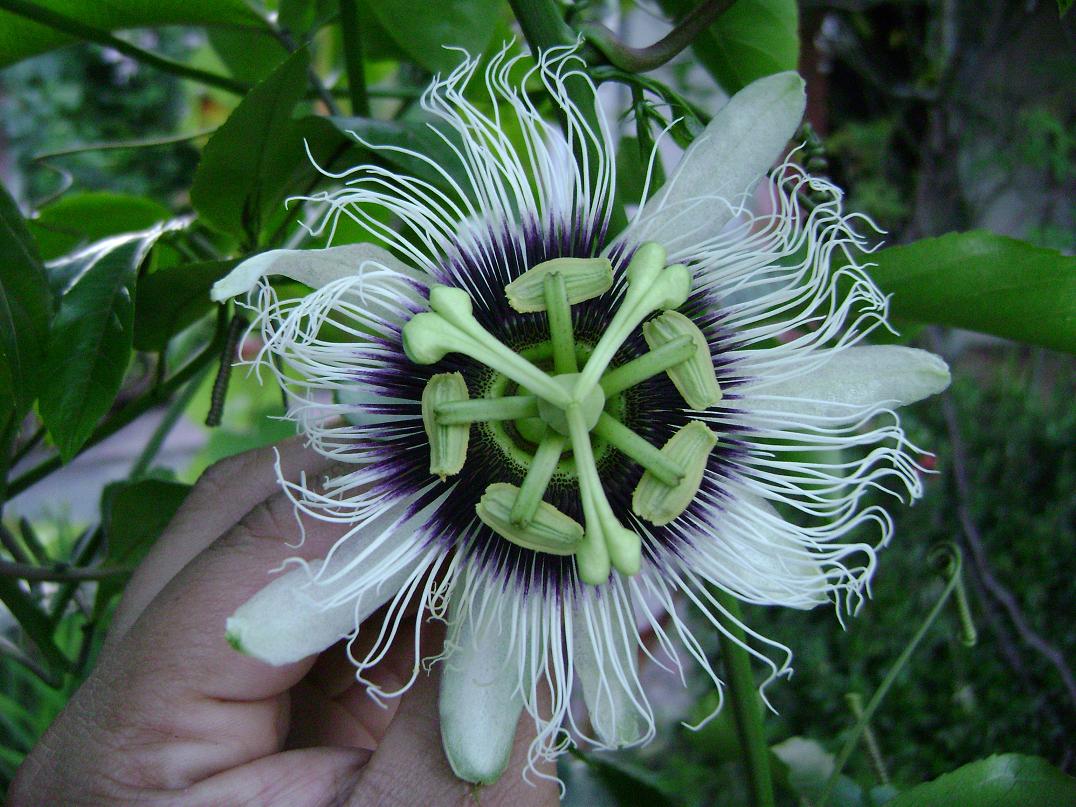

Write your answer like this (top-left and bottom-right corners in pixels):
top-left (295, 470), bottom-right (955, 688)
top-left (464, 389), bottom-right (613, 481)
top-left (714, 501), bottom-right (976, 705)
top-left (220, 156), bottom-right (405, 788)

top-left (109, 436), bottom-right (336, 641)
top-left (348, 658), bottom-right (559, 807)
top-left (288, 618), bottom-right (414, 750)
top-left (20, 484), bottom-right (364, 795)
top-left (181, 747), bottom-right (371, 807)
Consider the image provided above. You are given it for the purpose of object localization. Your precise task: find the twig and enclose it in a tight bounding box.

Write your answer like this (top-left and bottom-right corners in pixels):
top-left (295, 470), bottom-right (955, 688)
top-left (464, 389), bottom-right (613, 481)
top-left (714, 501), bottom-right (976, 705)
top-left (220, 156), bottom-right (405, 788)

top-left (582, 0), bottom-right (736, 73)
top-left (0, 635), bottom-right (60, 688)
top-left (818, 545), bottom-right (966, 806)
top-left (10, 425), bottom-right (45, 466)
top-left (0, 0), bottom-right (248, 95)
top-left (32, 128), bottom-right (217, 162)
top-left (0, 559), bottom-right (130, 582)
top-left (939, 385), bottom-right (1076, 710)
top-left (845, 693), bottom-right (890, 786)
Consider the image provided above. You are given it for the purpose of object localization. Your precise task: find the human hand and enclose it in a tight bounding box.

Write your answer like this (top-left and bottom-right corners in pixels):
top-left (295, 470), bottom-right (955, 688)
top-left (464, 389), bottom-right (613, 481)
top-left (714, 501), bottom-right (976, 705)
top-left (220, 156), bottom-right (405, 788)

top-left (9, 439), bottom-right (558, 806)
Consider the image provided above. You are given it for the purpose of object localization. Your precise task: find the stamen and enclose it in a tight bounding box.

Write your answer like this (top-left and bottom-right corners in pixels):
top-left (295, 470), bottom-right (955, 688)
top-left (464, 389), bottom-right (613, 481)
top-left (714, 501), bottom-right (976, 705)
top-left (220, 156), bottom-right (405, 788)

top-left (436, 395), bottom-right (538, 425)
top-left (632, 421), bottom-right (718, 526)
top-left (504, 256), bottom-right (613, 313)
top-left (476, 482), bottom-right (583, 555)
top-left (510, 433), bottom-right (566, 526)
top-left (421, 372), bottom-right (470, 480)
top-left (599, 335), bottom-right (695, 398)
top-left (592, 413), bottom-right (683, 487)
top-left (575, 242), bottom-right (691, 398)
top-left (642, 311), bottom-right (722, 410)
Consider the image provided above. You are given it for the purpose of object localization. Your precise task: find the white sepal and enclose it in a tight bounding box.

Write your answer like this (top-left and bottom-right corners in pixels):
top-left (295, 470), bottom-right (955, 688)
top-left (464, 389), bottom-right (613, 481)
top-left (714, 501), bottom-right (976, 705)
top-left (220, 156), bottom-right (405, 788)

top-left (628, 71), bottom-right (806, 250)
top-left (210, 243), bottom-right (423, 301)
top-left (226, 551), bottom-right (419, 666)
top-left (705, 492), bottom-right (831, 610)
top-left (758, 345), bottom-right (951, 419)
top-left (439, 598), bottom-right (525, 784)
top-left (573, 590), bottom-right (647, 747)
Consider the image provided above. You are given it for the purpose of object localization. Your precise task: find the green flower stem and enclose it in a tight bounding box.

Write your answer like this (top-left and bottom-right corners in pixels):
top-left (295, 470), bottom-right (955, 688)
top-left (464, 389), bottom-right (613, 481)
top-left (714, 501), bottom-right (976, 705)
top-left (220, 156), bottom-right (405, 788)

top-left (510, 433), bottom-right (566, 526)
top-left (599, 335), bottom-right (695, 397)
top-left (436, 396), bottom-right (538, 425)
top-left (714, 591), bottom-right (775, 807)
top-left (581, 0), bottom-right (736, 73)
top-left (818, 546), bottom-right (967, 806)
top-left (544, 272), bottom-right (578, 374)
top-left (0, 0), bottom-right (249, 95)
top-left (337, 0), bottom-right (370, 116)
top-left (592, 413), bottom-right (682, 487)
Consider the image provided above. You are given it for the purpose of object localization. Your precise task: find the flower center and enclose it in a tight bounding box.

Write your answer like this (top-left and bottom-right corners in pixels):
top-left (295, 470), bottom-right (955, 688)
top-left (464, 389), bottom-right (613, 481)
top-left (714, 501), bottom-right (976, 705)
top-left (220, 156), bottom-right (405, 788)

top-left (401, 242), bottom-right (721, 585)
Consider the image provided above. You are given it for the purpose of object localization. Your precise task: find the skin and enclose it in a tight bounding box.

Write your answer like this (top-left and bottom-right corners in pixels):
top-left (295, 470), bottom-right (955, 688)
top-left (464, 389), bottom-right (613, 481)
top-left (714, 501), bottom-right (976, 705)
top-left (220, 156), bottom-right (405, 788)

top-left (10, 438), bottom-right (559, 807)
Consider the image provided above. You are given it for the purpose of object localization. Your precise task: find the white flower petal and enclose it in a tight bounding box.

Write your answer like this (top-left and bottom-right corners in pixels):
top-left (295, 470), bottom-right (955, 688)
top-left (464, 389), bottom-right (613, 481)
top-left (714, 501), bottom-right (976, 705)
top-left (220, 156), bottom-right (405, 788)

top-left (225, 500), bottom-right (426, 666)
top-left (439, 605), bottom-right (525, 784)
top-left (628, 71), bottom-right (806, 250)
top-left (758, 345), bottom-right (951, 419)
top-left (703, 492), bottom-right (831, 609)
top-left (573, 593), bottom-right (647, 747)
top-left (210, 243), bottom-right (423, 301)
top-left (225, 556), bottom-right (418, 666)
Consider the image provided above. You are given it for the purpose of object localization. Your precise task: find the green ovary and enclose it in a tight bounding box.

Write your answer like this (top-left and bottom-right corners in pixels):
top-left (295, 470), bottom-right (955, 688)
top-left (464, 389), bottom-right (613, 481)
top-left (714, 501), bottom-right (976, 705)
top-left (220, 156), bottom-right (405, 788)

top-left (400, 245), bottom-right (721, 585)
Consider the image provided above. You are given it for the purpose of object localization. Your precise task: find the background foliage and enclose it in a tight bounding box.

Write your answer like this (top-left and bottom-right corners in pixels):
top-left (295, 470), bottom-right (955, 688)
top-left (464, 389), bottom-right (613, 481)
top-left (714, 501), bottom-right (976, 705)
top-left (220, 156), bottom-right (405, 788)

top-left (0, 0), bottom-right (1073, 803)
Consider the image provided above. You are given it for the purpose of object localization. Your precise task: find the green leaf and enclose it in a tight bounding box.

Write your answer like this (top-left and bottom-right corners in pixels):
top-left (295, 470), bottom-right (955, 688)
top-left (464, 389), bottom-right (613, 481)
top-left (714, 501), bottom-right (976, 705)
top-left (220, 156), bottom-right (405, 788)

top-left (94, 478), bottom-right (191, 611)
top-left (134, 259), bottom-right (237, 351)
top-left (0, 183), bottom-right (52, 425)
top-left (570, 751), bottom-right (680, 807)
top-left (0, 0), bottom-right (258, 68)
top-left (29, 192), bottom-right (172, 261)
top-left (888, 754), bottom-right (1076, 807)
top-left (327, 116), bottom-right (470, 193)
top-left (37, 236), bottom-right (147, 460)
top-left (208, 27), bottom-right (291, 84)
top-left (364, 0), bottom-right (501, 73)
top-left (1059, 0), bottom-right (1073, 18)
top-left (190, 48), bottom-right (311, 244)
top-left (657, 0), bottom-right (799, 94)
top-left (866, 231), bottom-right (1076, 353)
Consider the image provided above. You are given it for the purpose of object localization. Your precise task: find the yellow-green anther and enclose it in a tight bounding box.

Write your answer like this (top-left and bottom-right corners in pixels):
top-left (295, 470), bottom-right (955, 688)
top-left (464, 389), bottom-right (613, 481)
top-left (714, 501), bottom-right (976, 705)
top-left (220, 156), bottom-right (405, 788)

top-left (477, 482), bottom-right (584, 556)
top-left (575, 242), bottom-right (692, 397)
top-left (592, 413), bottom-right (683, 487)
top-left (599, 335), bottom-right (695, 398)
top-left (436, 395), bottom-right (538, 425)
top-left (642, 311), bottom-right (722, 410)
top-left (422, 372), bottom-right (471, 480)
top-left (504, 256), bottom-right (613, 313)
top-left (632, 421), bottom-right (718, 526)
top-left (510, 433), bottom-right (566, 526)
top-left (543, 272), bottom-right (577, 374)
top-left (566, 403), bottom-right (642, 580)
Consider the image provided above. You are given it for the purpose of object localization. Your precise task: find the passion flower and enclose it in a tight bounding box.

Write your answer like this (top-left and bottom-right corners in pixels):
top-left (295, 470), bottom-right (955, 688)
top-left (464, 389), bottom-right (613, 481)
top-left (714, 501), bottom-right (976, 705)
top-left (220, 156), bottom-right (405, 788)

top-left (212, 46), bottom-right (950, 785)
